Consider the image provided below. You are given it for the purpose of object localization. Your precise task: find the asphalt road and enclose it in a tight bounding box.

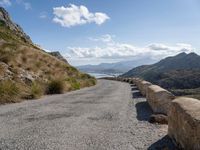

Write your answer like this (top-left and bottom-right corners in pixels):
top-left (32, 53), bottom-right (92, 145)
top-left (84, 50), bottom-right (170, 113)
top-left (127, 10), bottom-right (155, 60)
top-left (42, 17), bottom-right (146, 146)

top-left (0, 80), bottom-right (173, 150)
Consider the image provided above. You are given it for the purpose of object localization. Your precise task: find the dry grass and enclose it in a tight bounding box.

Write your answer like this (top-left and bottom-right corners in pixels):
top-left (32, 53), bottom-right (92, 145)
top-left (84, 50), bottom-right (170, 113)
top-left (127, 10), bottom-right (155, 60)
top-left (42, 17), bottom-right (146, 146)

top-left (0, 25), bottom-right (96, 103)
top-left (0, 80), bottom-right (21, 104)
top-left (30, 82), bottom-right (44, 99)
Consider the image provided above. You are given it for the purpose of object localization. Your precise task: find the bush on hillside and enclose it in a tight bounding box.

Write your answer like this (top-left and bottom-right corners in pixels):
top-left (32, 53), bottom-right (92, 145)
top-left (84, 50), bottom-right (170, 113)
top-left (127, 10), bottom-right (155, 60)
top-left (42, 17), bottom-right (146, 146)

top-left (46, 79), bottom-right (64, 94)
top-left (65, 77), bottom-right (81, 90)
top-left (30, 82), bottom-right (43, 99)
top-left (0, 80), bottom-right (20, 103)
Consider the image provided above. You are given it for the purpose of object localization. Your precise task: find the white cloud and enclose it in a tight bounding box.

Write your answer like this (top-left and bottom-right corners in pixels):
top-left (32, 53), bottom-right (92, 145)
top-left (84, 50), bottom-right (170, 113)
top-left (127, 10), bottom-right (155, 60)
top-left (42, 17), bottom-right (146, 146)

top-left (66, 34), bottom-right (195, 61)
top-left (53, 4), bottom-right (110, 27)
top-left (0, 0), bottom-right (11, 6)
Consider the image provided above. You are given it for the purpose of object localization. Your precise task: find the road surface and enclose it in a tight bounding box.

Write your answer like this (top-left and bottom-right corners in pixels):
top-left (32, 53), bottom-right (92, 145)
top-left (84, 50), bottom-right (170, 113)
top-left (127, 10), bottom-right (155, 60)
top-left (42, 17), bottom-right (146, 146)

top-left (0, 80), bottom-right (174, 150)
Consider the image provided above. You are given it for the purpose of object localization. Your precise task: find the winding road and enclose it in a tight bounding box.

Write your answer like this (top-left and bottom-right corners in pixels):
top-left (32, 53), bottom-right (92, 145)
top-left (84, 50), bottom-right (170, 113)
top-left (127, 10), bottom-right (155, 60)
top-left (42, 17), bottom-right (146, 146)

top-left (0, 80), bottom-right (174, 150)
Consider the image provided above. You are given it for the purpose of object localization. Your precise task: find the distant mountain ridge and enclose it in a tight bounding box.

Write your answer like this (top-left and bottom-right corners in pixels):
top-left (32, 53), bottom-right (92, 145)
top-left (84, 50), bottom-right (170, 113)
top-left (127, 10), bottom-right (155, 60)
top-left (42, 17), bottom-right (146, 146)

top-left (78, 57), bottom-right (156, 74)
top-left (122, 52), bottom-right (200, 90)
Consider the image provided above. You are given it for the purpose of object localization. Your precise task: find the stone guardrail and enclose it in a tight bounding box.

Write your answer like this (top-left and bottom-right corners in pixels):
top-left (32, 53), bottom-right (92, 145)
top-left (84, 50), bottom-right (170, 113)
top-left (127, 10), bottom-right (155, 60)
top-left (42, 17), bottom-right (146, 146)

top-left (146, 85), bottom-right (175, 115)
top-left (103, 77), bottom-right (200, 149)
top-left (168, 97), bottom-right (200, 149)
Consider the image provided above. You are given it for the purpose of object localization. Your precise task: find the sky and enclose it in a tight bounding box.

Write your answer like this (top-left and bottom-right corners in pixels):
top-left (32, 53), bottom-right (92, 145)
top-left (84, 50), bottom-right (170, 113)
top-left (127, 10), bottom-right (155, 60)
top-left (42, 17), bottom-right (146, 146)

top-left (1, 0), bottom-right (200, 66)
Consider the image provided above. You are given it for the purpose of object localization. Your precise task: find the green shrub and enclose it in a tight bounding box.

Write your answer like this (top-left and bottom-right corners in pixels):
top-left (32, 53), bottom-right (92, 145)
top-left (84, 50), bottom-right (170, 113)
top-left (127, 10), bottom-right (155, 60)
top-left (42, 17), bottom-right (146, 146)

top-left (71, 82), bottom-right (80, 90)
top-left (65, 77), bottom-right (80, 90)
top-left (90, 79), bottom-right (97, 85)
top-left (30, 82), bottom-right (43, 99)
top-left (0, 80), bottom-right (20, 103)
top-left (47, 79), bottom-right (64, 94)
top-left (80, 73), bottom-right (92, 79)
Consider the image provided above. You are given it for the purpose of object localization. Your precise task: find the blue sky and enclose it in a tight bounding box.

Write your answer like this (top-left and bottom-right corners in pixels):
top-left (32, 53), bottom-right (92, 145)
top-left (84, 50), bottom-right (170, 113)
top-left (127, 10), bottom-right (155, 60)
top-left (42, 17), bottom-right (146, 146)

top-left (1, 0), bottom-right (200, 65)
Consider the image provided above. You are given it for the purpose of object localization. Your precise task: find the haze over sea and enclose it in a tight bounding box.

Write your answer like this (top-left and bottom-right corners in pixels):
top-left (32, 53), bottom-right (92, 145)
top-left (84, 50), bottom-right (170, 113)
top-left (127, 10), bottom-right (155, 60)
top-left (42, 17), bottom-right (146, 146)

top-left (87, 72), bottom-right (121, 78)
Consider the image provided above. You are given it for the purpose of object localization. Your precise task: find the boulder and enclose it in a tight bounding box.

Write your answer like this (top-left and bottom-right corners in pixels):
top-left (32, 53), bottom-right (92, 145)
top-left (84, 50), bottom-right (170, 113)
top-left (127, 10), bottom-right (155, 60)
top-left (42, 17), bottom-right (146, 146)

top-left (168, 97), bottom-right (200, 150)
top-left (149, 114), bottom-right (168, 124)
top-left (146, 85), bottom-right (175, 115)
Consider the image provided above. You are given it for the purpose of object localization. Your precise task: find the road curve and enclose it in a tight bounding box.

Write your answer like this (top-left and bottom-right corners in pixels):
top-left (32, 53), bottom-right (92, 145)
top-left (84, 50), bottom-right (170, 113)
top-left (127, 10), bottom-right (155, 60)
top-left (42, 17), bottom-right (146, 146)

top-left (0, 80), bottom-right (172, 150)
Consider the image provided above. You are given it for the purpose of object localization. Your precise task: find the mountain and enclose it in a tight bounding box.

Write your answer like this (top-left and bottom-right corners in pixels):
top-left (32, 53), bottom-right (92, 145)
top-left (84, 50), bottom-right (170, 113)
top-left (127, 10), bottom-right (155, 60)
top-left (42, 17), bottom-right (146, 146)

top-left (0, 7), bottom-right (32, 44)
top-left (122, 52), bottom-right (200, 89)
top-left (78, 57), bottom-right (156, 74)
top-left (0, 7), bottom-right (96, 104)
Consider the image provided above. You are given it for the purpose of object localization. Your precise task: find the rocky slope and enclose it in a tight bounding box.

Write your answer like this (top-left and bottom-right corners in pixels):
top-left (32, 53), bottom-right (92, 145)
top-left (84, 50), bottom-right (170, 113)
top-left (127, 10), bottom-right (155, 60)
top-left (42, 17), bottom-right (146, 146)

top-left (0, 7), bottom-right (96, 104)
top-left (0, 7), bottom-right (32, 44)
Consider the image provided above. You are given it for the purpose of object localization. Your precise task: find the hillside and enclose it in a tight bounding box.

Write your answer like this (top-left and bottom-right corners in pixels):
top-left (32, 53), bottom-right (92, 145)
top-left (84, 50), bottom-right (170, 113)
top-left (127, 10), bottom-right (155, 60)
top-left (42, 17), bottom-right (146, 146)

top-left (121, 52), bottom-right (200, 99)
top-left (0, 7), bottom-right (96, 104)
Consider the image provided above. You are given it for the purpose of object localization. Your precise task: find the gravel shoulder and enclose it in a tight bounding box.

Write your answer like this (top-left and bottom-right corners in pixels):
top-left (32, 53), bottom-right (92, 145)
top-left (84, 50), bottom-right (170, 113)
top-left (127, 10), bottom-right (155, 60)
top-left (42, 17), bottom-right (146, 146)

top-left (0, 80), bottom-right (173, 150)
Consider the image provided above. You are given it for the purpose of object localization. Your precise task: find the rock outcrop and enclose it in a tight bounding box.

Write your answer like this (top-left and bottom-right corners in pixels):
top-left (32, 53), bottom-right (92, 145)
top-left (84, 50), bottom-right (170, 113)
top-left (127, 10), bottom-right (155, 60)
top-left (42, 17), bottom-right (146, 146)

top-left (168, 97), bottom-right (200, 149)
top-left (0, 7), bottom-right (32, 44)
top-left (49, 51), bottom-right (68, 64)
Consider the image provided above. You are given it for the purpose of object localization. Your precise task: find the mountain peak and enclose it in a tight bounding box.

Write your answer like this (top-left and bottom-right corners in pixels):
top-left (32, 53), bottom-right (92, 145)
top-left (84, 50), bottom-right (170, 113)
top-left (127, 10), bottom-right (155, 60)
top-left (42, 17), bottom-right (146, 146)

top-left (178, 52), bottom-right (187, 55)
top-left (175, 52), bottom-right (199, 58)
top-left (188, 52), bottom-right (198, 56)
top-left (175, 52), bottom-right (187, 57)
top-left (122, 52), bottom-right (200, 77)
top-left (0, 7), bottom-right (32, 44)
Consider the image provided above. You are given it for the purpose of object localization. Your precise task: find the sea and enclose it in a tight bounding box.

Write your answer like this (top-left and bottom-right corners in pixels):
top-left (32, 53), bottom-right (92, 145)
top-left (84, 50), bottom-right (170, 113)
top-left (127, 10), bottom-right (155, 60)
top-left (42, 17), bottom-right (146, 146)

top-left (87, 72), bottom-right (121, 79)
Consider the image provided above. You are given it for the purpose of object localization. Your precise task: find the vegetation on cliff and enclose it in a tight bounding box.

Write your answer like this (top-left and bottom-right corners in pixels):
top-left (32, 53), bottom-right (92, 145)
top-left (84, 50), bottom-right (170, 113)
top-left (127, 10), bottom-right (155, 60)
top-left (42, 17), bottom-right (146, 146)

top-left (0, 7), bottom-right (96, 104)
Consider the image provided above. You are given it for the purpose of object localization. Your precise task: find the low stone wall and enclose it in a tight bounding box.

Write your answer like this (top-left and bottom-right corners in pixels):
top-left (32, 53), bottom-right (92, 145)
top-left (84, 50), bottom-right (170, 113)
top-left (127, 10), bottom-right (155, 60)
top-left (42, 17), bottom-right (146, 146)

top-left (107, 77), bottom-right (200, 149)
top-left (146, 85), bottom-right (175, 115)
top-left (134, 78), bottom-right (143, 87)
top-left (137, 80), bottom-right (152, 96)
top-left (168, 97), bottom-right (200, 149)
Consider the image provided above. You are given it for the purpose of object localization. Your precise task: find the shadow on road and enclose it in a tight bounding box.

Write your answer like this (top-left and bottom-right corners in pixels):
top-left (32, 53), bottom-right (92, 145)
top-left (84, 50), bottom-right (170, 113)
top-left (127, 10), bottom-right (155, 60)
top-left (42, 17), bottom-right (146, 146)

top-left (135, 101), bottom-right (153, 121)
top-left (132, 90), bottom-right (144, 99)
top-left (130, 84), bottom-right (136, 87)
top-left (130, 84), bottom-right (179, 150)
top-left (148, 135), bottom-right (178, 150)
top-left (131, 84), bottom-right (153, 121)
top-left (130, 84), bottom-right (143, 98)
top-left (131, 87), bottom-right (138, 91)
